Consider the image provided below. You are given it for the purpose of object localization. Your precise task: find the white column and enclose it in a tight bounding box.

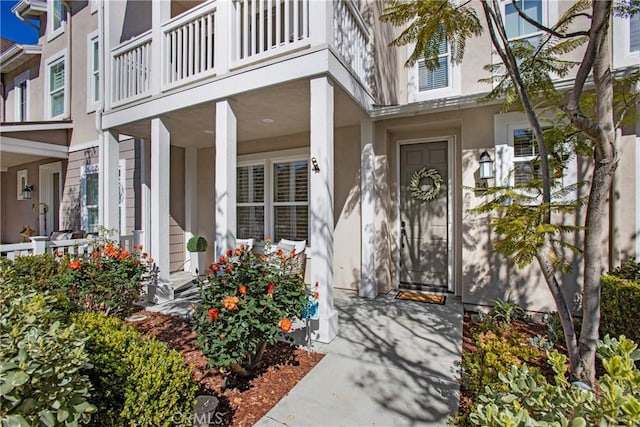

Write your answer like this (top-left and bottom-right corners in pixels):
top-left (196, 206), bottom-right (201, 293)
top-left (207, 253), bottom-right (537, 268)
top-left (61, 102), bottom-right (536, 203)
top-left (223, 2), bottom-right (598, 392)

top-left (310, 77), bottom-right (338, 343)
top-left (184, 147), bottom-right (198, 271)
top-left (151, 118), bottom-right (171, 282)
top-left (151, 1), bottom-right (171, 94)
top-left (309, 0), bottom-right (333, 46)
top-left (360, 119), bottom-right (377, 298)
top-left (140, 139), bottom-right (151, 255)
top-left (102, 130), bottom-right (120, 237)
top-left (215, 100), bottom-right (237, 256)
top-left (215, 0), bottom-right (231, 72)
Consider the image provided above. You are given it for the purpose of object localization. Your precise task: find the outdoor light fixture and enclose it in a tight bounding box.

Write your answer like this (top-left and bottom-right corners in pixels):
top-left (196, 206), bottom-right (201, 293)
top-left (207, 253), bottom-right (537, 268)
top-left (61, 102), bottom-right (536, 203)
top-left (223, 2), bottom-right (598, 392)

top-left (311, 157), bottom-right (320, 173)
top-left (479, 151), bottom-right (494, 180)
top-left (22, 185), bottom-right (34, 200)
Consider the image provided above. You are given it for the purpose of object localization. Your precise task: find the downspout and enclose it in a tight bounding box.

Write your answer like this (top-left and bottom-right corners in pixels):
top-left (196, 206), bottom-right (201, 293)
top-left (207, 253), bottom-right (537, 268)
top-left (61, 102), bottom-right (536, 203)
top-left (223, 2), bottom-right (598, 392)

top-left (62, 1), bottom-right (72, 120)
top-left (96, 0), bottom-right (106, 231)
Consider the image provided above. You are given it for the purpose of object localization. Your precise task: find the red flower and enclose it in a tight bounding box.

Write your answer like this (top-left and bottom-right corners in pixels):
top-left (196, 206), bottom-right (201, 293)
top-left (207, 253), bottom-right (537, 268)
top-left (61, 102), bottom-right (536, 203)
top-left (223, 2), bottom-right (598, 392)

top-left (56, 251), bottom-right (64, 258)
top-left (278, 318), bottom-right (292, 332)
top-left (265, 235), bottom-right (271, 241)
top-left (313, 291), bottom-right (319, 300)
top-left (208, 308), bottom-right (220, 321)
top-left (238, 285), bottom-right (247, 295)
top-left (225, 263), bottom-right (234, 273)
top-left (276, 249), bottom-right (283, 256)
top-left (219, 255), bottom-right (227, 264)
top-left (142, 252), bottom-right (148, 259)
top-left (315, 281), bottom-right (319, 288)
top-left (267, 283), bottom-right (274, 295)
top-left (68, 260), bottom-right (82, 270)
top-left (92, 251), bottom-right (100, 259)
top-left (226, 249), bottom-right (233, 258)
top-left (260, 254), bottom-right (267, 262)
top-left (239, 244), bottom-right (245, 251)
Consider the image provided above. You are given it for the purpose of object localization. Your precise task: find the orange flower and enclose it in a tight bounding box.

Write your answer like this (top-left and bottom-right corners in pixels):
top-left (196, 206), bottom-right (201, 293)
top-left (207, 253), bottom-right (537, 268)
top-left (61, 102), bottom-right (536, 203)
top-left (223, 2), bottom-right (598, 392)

top-left (225, 263), bottom-right (234, 273)
top-left (280, 256), bottom-right (286, 263)
top-left (313, 291), bottom-right (319, 300)
top-left (118, 250), bottom-right (130, 260)
top-left (260, 254), bottom-right (267, 261)
top-left (290, 250), bottom-right (296, 258)
top-left (147, 257), bottom-right (154, 264)
top-left (235, 248), bottom-right (242, 256)
top-left (211, 263), bottom-right (221, 273)
top-left (92, 251), bottom-right (100, 259)
top-left (238, 285), bottom-right (247, 295)
top-left (267, 283), bottom-right (274, 295)
top-left (276, 249), bottom-right (283, 256)
top-left (222, 296), bottom-right (239, 310)
top-left (68, 260), bottom-right (82, 270)
top-left (278, 318), bottom-right (292, 332)
top-left (208, 308), bottom-right (220, 321)
top-left (226, 249), bottom-right (233, 258)
top-left (239, 244), bottom-right (245, 251)
top-left (219, 255), bottom-right (227, 264)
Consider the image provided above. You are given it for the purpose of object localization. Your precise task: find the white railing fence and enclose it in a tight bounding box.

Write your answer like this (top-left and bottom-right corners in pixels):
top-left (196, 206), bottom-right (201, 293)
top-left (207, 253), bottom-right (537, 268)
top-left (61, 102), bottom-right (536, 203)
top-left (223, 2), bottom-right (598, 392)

top-left (232, 0), bottom-right (310, 63)
top-left (111, 30), bottom-right (152, 105)
top-left (163, 2), bottom-right (217, 88)
top-left (0, 233), bottom-right (142, 261)
top-left (332, 0), bottom-right (370, 88)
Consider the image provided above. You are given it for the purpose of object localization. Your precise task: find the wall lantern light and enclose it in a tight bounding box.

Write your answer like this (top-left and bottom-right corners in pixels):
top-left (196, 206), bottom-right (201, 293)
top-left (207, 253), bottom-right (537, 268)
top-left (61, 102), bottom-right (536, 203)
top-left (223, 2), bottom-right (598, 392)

top-left (479, 151), bottom-right (494, 180)
top-left (311, 157), bottom-right (320, 173)
top-left (22, 185), bottom-right (34, 200)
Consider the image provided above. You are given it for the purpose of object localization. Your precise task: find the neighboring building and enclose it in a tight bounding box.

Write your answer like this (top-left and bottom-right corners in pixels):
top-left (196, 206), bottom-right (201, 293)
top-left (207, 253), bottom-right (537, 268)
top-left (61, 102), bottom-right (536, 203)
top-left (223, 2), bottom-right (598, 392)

top-left (1, 0), bottom-right (638, 343)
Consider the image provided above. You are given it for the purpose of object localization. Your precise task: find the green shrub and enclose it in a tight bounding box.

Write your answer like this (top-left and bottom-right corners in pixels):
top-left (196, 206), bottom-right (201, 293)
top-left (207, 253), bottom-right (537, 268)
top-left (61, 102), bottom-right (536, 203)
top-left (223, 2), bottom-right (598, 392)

top-left (610, 257), bottom-right (640, 281)
top-left (491, 299), bottom-right (526, 325)
top-left (468, 335), bottom-right (640, 426)
top-left (74, 312), bottom-right (197, 426)
top-left (193, 240), bottom-right (313, 374)
top-left (8, 254), bottom-right (65, 291)
top-left (601, 275), bottom-right (640, 343)
top-left (0, 276), bottom-right (96, 426)
top-left (460, 329), bottom-right (540, 396)
top-left (186, 235), bottom-right (208, 252)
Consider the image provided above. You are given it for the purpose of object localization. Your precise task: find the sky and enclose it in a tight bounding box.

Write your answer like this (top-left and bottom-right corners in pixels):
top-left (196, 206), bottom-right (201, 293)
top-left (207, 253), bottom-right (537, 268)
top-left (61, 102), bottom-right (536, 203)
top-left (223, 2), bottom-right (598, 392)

top-left (0, 0), bottom-right (39, 45)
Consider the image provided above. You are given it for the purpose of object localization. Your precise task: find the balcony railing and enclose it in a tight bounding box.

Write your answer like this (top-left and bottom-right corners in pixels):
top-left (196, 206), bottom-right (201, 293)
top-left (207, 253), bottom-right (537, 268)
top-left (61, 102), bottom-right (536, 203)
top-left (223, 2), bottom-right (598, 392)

top-left (111, 30), bottom-right (152, 106)
top-left (109, 0), bottom-right (370, 107)
top-left (0, 234), bottom-right (141, 260)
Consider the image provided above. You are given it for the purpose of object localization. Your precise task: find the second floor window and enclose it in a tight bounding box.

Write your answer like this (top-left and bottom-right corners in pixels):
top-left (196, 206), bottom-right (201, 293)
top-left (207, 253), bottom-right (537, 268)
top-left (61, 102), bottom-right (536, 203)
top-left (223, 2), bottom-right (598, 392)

top-left (48, 0), bottom-right (66, 40)
top-left (14, 71), bottom-right (29, 122)
top-left (47, 53), bottom-right (66, 119)
top-left (88, 33), bottom-right (100, 109)
top-left (631, 12), bottom-right (639, 52)
top-left (504, 0), bottom-right (543, 40)
top-left (418, 38), bottom-right (449, 92)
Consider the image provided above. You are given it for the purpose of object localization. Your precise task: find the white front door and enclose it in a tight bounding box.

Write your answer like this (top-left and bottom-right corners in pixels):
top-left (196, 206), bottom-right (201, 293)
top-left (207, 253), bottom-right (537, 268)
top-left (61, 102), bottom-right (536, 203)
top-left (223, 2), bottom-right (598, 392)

top-left (399, 141), bottom-right (449, 289)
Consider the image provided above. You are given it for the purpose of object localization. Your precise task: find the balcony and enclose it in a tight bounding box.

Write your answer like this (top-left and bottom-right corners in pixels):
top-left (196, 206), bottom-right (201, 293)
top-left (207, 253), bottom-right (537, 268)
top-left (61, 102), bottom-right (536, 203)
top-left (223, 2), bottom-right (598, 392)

top-left (110, 0), bottom-right (370, 107)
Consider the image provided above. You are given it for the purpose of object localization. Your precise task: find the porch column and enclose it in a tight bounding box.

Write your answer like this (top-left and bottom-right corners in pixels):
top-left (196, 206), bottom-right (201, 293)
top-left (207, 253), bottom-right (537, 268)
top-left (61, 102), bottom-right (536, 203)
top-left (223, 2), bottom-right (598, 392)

top-left (184, 147), bottom-right (198, 271)
top-left (360, 119), bottom-right (377, 298)
top-left (151, 1), bottom-right (171, 94)
top-left (102, 130), bottom-right (120, 236)
top-left (215, 100), bottom-right (237, 255)
top-left (151, 118), bottom-right (171, 282)
top-left (310, 77), bottom-right (338, 343)
top-left (139, 139), bottom-right (151, 254)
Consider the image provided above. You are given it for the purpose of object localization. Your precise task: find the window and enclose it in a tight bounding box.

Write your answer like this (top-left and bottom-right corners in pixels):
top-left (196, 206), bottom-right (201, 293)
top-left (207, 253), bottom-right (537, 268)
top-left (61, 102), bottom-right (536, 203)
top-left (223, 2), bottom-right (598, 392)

top-left (87, 32), bottom-right (100, 110)
top-left (46, 51), bottom-right (67, 119)
top-left (512, 127), bottom-right (540, 185)
top-left (81, 164), bottom-right (99, 233)
top-left (417, 38), bottom-right (449, 92)
top-left (630, 12), bottom-right (639, 53)
top-left (47, 0), bottom-right (66, 40)
top-left (17, 169), bottom-right (28, 200)
top-left (236, 150), bottom-right (309, 245)
top-left (14, 70), bottom-right (29, 122)
top-left (504, 0), bottom-right (542, 40)
top-left (612, 10), bottom-right (640, 68)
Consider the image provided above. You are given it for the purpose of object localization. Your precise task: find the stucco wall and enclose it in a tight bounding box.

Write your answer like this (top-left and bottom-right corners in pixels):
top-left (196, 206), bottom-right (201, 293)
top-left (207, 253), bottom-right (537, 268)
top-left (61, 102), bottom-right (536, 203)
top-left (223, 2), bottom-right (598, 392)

top-left (170, 146), bottom-right (186, 273)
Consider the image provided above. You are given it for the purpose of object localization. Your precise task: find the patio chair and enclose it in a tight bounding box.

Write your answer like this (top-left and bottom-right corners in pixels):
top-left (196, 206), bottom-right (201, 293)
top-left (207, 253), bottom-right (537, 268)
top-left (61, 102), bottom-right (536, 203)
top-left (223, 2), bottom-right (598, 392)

top-left (235, 238), bottom-right (255, 252)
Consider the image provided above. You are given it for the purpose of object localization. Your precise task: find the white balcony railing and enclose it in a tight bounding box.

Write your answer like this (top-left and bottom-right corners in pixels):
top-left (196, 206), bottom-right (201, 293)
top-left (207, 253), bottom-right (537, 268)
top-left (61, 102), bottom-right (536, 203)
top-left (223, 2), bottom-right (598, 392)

top-left (109, 0), bottom-right (370, 107)
top-left (163, 1), bottom-right (217, 89)
top-left (111, 30), bottom-right (152, 106)
top-left (333, 0), bottom-right (370, 87)
top-left (232, 0), bottom-right (310, 66)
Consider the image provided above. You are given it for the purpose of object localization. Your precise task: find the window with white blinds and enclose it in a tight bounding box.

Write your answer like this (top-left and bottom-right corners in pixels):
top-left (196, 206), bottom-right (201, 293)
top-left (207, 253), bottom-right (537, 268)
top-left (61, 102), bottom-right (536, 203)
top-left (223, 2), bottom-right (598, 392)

top-left (512, 128), bottom-right (540, 185)
top-left (418, 38), bottom-right (449, 92)
top-left (81, 164), bottom-right (99, 233)
top-left (88, 33), bottom-right (100, 108)
top-left (631, 12), bottom-right (640, 53)
top-left (46, 52), bottom-right (66, 119)
top-left (237, 164), bottom-right (265, 241)
top-left (273, 160), bottom-right (308, 243)
top-left (236, 153), bottom-right (309, 244)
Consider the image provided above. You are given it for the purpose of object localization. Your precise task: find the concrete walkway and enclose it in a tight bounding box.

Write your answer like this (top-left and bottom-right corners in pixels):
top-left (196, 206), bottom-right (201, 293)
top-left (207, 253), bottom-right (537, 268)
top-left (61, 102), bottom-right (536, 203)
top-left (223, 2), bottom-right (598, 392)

top-left (255, 289), bottom-right (463, 427)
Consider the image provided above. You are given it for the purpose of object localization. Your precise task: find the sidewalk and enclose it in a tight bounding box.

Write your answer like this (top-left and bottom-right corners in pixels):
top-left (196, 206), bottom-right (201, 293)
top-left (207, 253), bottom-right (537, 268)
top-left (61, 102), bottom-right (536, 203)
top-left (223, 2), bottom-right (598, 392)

top-left (255, 289), bottom-right (463, 427)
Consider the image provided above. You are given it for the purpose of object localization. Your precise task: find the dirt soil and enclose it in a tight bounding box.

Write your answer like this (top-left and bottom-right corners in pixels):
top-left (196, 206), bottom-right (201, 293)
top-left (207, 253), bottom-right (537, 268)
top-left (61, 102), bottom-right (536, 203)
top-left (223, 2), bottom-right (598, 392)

top-left (127, 311), bottom-right (324, 426)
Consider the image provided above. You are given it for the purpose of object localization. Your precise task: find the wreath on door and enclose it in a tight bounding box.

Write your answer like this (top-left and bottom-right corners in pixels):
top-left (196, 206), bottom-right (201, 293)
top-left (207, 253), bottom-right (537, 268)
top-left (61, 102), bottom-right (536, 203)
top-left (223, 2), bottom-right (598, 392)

top-left (409, 167), bottom-right (443, 202)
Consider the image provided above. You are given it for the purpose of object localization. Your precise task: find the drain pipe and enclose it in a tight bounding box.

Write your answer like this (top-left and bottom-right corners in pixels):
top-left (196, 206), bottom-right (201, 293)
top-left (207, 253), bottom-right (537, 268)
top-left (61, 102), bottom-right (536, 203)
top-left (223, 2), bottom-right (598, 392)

top-left (62, 0), bottom-right (72, 120)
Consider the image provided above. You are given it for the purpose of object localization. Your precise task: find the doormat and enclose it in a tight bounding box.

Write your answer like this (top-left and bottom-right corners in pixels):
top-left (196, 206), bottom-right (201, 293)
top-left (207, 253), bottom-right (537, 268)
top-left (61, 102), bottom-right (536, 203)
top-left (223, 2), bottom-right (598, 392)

top-left (395, 291), bottom-right (445, 305)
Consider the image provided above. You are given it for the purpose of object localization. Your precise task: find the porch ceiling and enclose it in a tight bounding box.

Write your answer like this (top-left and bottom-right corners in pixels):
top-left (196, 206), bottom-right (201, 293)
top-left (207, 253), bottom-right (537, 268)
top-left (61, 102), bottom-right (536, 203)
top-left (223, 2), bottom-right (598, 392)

top-left (1, 152), bottom-right (47, 170)
top-left (113, 79), bottom-right (366, 148)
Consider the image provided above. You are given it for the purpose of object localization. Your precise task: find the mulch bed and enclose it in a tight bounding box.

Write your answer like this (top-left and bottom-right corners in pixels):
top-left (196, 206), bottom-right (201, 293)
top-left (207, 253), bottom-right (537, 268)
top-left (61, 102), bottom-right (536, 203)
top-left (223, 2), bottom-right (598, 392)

top-left (127, 311), bottom-right (324, 426)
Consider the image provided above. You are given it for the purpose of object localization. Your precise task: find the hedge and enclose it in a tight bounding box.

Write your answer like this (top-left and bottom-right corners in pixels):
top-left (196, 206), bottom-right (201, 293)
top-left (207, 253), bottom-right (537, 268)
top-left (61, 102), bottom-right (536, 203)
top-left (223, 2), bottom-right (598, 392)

top-left (600, 274), bottom-right (640, 343)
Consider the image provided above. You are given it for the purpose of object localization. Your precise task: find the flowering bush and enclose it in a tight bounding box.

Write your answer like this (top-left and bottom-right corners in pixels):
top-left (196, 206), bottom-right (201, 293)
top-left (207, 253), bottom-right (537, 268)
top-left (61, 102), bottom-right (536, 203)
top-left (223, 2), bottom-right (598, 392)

top-left (193, 240), bottom-right (316, 375)
top-left (57, 237), bottom-right (150, 318)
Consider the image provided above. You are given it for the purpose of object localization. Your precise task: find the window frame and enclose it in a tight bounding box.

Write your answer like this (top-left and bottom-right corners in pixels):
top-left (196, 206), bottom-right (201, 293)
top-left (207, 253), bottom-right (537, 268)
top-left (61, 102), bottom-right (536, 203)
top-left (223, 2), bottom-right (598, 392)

top-left (87, 31), bottom-right (100, 112)
top-left (17, 169), bottom-right (28, 201)
top-left (407, 41), bottom-right (461, 102)
top-left (81, 163), bottom-right (99, 233)
top-left (45, 49), bottom-right (68, 120)
top-left (236, 161), bottom-right (267, 242)
top-left (47, 0), bottom-right (66, 42)
top-left (612, 12), bottom-right (640, 69)
top-left (236, 148), bottom-right (310, 246)
top-left (501, 0), bottom-right (546, 42)
top-left (13, 70), bottom-right (29, 122)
